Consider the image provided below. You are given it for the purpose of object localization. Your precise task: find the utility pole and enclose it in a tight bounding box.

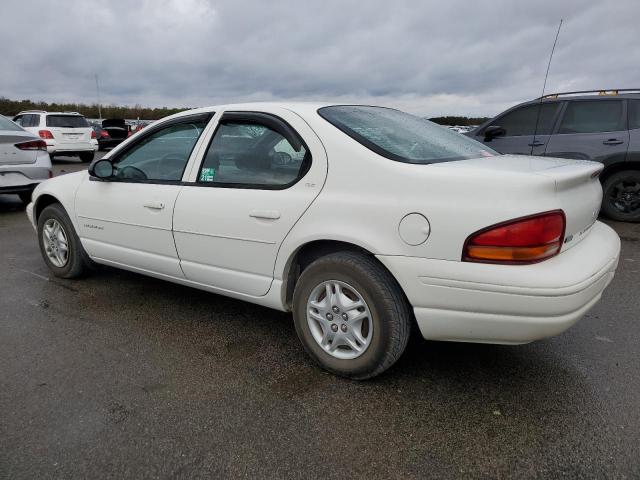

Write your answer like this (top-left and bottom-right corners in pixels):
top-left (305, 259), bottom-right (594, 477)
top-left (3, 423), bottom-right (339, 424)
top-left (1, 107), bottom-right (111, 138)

top-left (95, 74), bottom-right (102, 120)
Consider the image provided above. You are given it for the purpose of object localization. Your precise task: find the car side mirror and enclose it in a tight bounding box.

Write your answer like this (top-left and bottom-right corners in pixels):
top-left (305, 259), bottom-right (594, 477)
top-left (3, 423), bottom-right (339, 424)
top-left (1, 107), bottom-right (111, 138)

top-left (89, 159), bottom-right (114, 179)
top-left (484, 125), bottom-right (506, 141)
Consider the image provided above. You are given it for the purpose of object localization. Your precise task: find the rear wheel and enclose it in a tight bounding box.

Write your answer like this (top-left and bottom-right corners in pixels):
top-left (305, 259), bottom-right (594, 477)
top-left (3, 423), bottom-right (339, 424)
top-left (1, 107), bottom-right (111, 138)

top-left (602, 170), bottom-right (640, 222)
top-left (292, 251), bottom-right (412, 380)
top-left (79, 152), bottom-right (95, 163)
top-left (37, 203), bottom-right (93, 278)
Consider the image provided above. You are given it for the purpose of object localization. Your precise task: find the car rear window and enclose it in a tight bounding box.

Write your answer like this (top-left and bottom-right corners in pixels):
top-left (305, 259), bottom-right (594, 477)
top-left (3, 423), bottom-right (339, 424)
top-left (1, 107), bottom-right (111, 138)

top-left (318, 105), bottom-right (497, 164)
top-left (46, 115), bottom-right (89, 128)
top-left (0, 115), bottom-right (23, 131)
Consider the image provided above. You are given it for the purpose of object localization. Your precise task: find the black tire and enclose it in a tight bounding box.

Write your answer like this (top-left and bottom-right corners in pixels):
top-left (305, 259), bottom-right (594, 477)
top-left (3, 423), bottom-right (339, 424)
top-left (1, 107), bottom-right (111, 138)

top-left (37, 203), bottom-right (93, 278)
top-left (292, 251), bottom-right (412, 380)
top-left (601, 170), bottom-right (640, 222)
top-left (79, 152), bottom-right (95, 163)
top-left (18, 190), bottom-right (33, 204)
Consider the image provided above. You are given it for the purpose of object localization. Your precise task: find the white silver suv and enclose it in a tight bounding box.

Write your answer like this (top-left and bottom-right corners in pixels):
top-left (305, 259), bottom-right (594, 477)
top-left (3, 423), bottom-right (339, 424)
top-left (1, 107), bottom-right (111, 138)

top-left (13, 111), bottom-right (98, 162)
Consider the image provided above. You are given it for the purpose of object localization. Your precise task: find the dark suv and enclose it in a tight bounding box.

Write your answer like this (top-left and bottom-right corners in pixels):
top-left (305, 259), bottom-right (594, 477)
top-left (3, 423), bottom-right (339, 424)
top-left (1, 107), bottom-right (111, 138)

top-left (467, 89), bottom-right (640, 221)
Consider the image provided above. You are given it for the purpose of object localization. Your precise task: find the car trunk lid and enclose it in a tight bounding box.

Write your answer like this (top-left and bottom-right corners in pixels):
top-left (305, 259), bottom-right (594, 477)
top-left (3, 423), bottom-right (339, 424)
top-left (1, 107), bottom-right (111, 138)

top-left (102, 119), bottom-right (129, 140)
top-left (436, 154), bottom-right (603, 252)
top-left (0, 130), bottom-right (39, 165)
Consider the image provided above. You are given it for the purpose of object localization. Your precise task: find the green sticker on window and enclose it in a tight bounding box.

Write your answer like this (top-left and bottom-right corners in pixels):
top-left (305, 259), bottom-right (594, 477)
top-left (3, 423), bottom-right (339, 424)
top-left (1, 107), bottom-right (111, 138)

top-left (200, 167), bottom-right (216, 182)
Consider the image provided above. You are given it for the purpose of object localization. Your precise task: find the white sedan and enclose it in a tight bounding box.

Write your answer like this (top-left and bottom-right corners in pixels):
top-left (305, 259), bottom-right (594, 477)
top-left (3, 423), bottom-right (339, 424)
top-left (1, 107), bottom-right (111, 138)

top-left (26, 103), bottom-right (621, 379)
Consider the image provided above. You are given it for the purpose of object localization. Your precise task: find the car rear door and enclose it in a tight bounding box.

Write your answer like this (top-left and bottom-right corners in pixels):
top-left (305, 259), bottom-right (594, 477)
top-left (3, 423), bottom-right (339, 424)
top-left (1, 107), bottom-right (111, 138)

top-left (173, 108), bottom-right (327, 297)
top-left (472, 102), bottom-right (561, 155)
top-left (544, 99), bottom-right (629, 166)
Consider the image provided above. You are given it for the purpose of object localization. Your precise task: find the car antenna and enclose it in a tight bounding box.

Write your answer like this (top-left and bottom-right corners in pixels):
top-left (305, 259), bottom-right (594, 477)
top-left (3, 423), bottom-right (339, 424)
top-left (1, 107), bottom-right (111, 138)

top-left (530, 19), bottom-right (563, 156)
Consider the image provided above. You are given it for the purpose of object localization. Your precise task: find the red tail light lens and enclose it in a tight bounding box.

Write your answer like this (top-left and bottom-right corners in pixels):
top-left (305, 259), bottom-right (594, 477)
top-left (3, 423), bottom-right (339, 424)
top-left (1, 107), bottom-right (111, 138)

top-left (15, 139), bottom-right (48, 151)
top-left (38, 130), bottom-right (54, 139)
top-left (100, 130), bottom-right (110, 138)
top-left (91, 130), bottom-right (96, 139)
top-left (127, 130), bottom-right (132, 137)
top-left (463, 210), bottom-right (566, 264)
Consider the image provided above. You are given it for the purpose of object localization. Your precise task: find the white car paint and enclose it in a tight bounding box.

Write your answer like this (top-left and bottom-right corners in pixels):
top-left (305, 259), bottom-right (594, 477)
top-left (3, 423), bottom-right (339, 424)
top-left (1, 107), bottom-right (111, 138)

top-left (27, 102), bottom-right (621, 345)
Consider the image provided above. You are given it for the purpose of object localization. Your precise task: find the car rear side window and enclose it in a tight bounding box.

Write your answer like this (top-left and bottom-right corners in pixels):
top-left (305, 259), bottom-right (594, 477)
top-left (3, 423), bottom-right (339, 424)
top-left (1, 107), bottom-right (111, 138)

top-left (198, 122), bottom-right (309, 188)
top-left (319, 105), bottom-right (496, 164)
top-left (558, 100), bottom-right (625, 134)
top-left (46, 115), bottom-right (89, 128)
top-left (489, 103), bottom-right (559, 137)
top-left (629, 100), bottom-right (640, 130)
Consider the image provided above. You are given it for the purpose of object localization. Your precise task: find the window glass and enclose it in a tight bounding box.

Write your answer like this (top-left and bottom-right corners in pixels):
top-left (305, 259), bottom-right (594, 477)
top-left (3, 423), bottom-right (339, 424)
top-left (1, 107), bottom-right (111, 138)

top-left (113, 119), bottom-right (208, 182)
top-left (319, 106), bottom-right (496, 164)
top-left (12, 115), bottom-right (24, 126)
top-left (199, 122), bottom-right (308, 187)
top-left (0, 115), bottom-right (23, 131)
top-left (558, 100), bottom-right (624, 134)
top-left (490, 103), bottom-right (559, 136)
top-left (629, 100), bottom-right (640, 130)
top-left (26, 114), bottom-right (41, 127)
top-left (46, 115), bottom-right (88, 128)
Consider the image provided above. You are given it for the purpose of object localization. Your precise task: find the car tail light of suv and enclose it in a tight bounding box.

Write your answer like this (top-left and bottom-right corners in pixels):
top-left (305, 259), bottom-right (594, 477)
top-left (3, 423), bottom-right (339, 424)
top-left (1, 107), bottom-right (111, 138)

top-left (38, 130), bottom-right (54, 139)
top-left (462, 210), bottom-right (566, 264)
top-left (15, 139), bottom-right (48, 151)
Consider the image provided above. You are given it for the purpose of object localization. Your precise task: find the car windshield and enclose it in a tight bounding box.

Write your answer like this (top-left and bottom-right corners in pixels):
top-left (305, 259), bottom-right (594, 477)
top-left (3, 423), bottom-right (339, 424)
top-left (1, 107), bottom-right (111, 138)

top-left (0, 115), bottom-right (23, 131)
top-left (319, 105), bottom-right (497, 164)
top-left (46, 115), bottom-right (89, 128)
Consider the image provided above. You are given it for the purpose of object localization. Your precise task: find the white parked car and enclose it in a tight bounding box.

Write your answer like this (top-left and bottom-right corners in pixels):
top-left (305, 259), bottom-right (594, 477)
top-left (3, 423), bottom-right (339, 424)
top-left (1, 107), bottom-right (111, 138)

top-left (13, 111), bottom-right (98, 162)
top-left (26, 103), bottom-right (621, 379)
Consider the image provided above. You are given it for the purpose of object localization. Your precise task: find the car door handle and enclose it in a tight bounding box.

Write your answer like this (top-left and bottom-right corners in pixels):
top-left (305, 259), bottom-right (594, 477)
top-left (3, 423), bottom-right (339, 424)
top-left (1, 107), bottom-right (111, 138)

top-left (249, 209), bottom-right (281, 220)
top-left (528, 141), bottom-right (545, 147)
top-left (603, 139), bottom-right (623, 145)
top-left (143, 200), bottom-right (165, 210)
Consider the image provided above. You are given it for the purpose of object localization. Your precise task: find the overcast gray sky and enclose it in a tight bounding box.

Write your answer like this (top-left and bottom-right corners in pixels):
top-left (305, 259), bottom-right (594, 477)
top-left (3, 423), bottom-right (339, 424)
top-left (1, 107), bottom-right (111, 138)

top-left (1, 0), bottom-right (638, 117)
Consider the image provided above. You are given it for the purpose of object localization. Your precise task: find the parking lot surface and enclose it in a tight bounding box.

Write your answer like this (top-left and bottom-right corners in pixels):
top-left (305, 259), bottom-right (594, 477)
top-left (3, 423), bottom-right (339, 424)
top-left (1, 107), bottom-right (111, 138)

top-left (1, 154), bottom-right (639, 479)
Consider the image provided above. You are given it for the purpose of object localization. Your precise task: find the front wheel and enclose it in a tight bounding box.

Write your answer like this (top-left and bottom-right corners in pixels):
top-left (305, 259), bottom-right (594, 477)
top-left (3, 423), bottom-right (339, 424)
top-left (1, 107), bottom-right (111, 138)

top-left (37, 203), bottom-right (93, 278)
top-left (79, 152), bottom-right (95, 163)
top-left (292, 251), bottom-right (412, 380)
top-left (602, 170), bottom-right (640, 222)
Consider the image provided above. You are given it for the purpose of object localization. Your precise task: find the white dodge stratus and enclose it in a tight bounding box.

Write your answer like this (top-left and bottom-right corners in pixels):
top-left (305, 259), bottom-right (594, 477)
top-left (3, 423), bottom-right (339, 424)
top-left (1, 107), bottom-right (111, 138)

top-left (26, 103), bottom-right (620, 379)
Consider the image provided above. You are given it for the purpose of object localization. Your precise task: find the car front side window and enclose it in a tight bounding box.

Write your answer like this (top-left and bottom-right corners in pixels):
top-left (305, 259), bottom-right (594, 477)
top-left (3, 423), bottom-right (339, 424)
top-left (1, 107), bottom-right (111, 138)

top-left (488, 103), bottom-right (559, 137)
top-left (198, 120), bottom-right (309, 188)
top-left (111, 118), bottom-right (209, 182)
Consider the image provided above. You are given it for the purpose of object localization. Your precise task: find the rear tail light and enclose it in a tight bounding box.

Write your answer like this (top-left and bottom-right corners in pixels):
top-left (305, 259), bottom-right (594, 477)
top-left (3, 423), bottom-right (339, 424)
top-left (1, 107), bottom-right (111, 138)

top-left (127, 130), bottom-right (132, 137)
top-left (48, 170), bottom-right (54, 178)
top-left (462, 210), bottom-right (566, 264)
top-left (38, 130), bottom-right (54, 139)
top-left (15, 139), bottom-right (48, 151)
top-left (100, 130), bottom-right (110, 138)
top-left (91, 130), bottom-right (96, 139)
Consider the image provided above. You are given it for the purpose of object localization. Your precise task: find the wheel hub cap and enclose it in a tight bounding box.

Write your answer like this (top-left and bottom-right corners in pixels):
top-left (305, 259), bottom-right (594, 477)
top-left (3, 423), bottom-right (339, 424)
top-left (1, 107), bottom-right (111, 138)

top-left (42, 219), bottom-right (69, 268)
top-left (306, 280), bottom-right (373, 360)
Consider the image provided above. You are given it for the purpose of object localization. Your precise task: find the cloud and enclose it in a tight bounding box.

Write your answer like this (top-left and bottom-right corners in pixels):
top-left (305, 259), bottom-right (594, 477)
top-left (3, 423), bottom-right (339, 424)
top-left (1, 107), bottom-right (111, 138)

top-left (1, 0), bottom-right (638, 116)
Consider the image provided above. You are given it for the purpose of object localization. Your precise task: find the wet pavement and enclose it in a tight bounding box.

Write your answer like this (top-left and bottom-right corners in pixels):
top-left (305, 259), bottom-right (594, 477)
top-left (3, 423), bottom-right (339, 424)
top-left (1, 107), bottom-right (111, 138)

top-left (1, 156), bottom-right (639, 478)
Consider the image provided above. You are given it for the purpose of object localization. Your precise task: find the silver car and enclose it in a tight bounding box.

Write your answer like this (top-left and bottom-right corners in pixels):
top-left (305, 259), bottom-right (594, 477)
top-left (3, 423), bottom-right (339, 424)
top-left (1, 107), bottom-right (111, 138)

top-left (0, 115), bottom-right (52, 203)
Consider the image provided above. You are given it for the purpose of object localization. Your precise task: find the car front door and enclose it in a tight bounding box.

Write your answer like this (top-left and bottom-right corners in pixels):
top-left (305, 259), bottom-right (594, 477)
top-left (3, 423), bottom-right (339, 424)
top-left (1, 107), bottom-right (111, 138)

top-left (544, 99), bottom-right (629, 165)
top-left (473, 102), bottom-right (561, 155)
top-left (75, 113), bottom-right (212, 277)
top-left (173, 109), bottom-right (327, 297)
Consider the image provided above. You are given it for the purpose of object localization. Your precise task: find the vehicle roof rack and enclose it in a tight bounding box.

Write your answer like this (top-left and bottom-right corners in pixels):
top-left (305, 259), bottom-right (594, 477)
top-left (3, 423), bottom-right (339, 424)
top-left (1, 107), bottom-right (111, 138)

top-left (63, 111), bottom-right (81, 115)
top-left (539, 89), bottom-right (640, 100)
top-left (17, 110), bottom-right (47, 114)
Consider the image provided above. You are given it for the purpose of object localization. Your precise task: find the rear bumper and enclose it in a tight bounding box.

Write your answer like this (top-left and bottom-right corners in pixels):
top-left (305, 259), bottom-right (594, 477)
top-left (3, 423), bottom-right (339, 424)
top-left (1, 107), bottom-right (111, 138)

top-left (377, 221), bottom-right (620, 344)
top-left (0, 153), bottom-right (52, 193)
top-left (46, 140), bottom-right (97, 154)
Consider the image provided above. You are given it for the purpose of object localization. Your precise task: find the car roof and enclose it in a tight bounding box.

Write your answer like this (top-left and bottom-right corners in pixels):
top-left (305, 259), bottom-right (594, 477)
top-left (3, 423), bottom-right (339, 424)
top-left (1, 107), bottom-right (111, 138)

top-left (17, 110), bottom-right (85, 115)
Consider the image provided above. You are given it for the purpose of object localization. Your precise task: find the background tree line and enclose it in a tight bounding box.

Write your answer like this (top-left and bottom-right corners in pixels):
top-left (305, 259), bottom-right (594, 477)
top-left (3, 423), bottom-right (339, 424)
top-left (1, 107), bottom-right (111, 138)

top-left (429, 116), bottom-right (489, 126)
top-left (0, 97), bottom-right (189, 120)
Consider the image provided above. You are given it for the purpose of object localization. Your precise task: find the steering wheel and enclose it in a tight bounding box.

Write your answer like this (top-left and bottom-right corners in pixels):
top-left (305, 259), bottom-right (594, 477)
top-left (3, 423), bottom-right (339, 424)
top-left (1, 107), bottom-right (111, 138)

top-left (118, 165), bottom-right (148, 180)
